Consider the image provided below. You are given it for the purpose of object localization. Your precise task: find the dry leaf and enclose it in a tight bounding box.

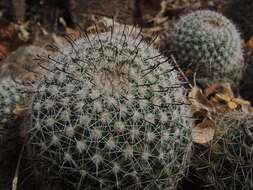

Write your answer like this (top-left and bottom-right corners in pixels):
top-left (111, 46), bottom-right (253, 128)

top-left (0, 22), bottom-right (17, 40)
top-left (65, 27), bottom-right (81, 39)
top-left (18, 24), bottom-right (30, 41)
top-left (227, 101), bottom-right (237, 110)
top-left (0, 43), bottom-right (9, 60)
top-left (215, 93), bottom-right (231, 102)
top-left (205, 83), bottom-right (234, 98)
top-left (204, 83), bottom-right (220, 97)
top-left (190, 81), bottom-right (253, 144)
top-left (192, 118), bottom-right (215, 144)
top-left (241, 105), bottom-right (253, 113)
top-left (189, 86), bottom-right (215, 113)
top-left (86, 22), bottom-right (108, 34)
top-left (232, 98), bottom-right (251, 106)
top-left (245, 36), bottom-right (253, 50)
top-left (211, 96), bottom-right (219, 103)
top-left (13, 104), bottom-right (27, 119)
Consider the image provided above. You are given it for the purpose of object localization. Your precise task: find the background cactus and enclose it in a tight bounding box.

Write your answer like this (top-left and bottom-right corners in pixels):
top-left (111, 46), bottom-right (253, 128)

top-left (27, 26), bottom-right (192, 189)
top-left (191, 112), bottom-right (253, 190)
top-left (168, 10), bottom-right (244, 85)
top-left (0, 78), bottom-right (25, 190)
top-left (0, 78), bottom-right (25, 124)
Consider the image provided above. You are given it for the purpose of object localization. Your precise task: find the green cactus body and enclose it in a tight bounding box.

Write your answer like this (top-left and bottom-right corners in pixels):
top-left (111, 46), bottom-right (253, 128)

top-left (28, 26), bottom-right (192, 189)
top-left (168, 10), bottom-right (244, 84)
top-left (0, 78), bottom-right (25, 124)
top-left (192, 112), bottom-right (253, 190)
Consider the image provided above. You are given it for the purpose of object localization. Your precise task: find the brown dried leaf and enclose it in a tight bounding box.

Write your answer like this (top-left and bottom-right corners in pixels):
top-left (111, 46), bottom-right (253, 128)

top-left (0, 44), bottom-right (9, 60)
top-left (18, 24), bottom-right (30, 42)
top-left (204, 83), bottom-right (220, 97)
top-left (0, 22), bottom-right (17, 40)
top-left (232, 98), bottom-right (251, 106)
top-left (227, 101), bottom-right (237, 110)
top-left (215, 93), bottom-right (231, 103)
top-left (13, 104), bottom-right (27, 119)
top-left (205, 83), bottom-right (234, 98)
top-left (189, 86), bottom-right (215, 113)
top-left (192, 118), bottom-right (215, 144)
top-left (245, 36), bottom-right (253, 50)
top-left (65, 27), bottom-right (81, 39)
top-left (86, 21), bottom-right (108, 34)
top-left (241, 105), bottom-right (253, 113)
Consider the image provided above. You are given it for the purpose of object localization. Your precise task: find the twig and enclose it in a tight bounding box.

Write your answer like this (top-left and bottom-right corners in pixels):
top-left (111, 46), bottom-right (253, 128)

top-left (171, 54), bottom-right (193, 88)
top-left (11, 144), bottom-right (25, 190)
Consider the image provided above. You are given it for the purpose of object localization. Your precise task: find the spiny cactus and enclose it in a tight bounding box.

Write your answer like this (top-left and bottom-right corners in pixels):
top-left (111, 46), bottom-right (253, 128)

top-left (0, 78), bottom-right (25, 189)
top-left (168, 10), bottom-right (244, 84)
top-left (192, 112), bottom-right (253, 190)
top-left (0, 78), bottom-right (25, 124)
top-left (27, 25), bottom-right (192, 189)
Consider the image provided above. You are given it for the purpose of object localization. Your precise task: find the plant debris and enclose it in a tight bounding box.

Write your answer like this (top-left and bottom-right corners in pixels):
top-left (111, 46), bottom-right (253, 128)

top-left (190, 82), bottom-right (253, 144)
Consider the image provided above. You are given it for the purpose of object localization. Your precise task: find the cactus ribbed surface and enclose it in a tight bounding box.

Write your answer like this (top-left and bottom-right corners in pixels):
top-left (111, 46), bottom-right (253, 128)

top-left (192, 112), bottom-right (253, 190)
top-left (168, 10), bottom-right (244, 84)
top-left (0, 78), bottom-right (25, 124)
top-left (0, 78), bottom-right (25, 190)
top-left (27, 26), bottom-right (192, 189)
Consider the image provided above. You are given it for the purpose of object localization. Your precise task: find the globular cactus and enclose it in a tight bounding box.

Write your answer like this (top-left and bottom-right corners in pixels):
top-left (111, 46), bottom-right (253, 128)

top-left (192, 112), bottom-right (253, 190)
top-left (168, 10), bottom-right (244, 84)
top-left (27, 26), bottom-right (192, 189)
top-left (0, 78), bottom-right (25, 124)
top-left (0, 78), bottom-right (25, 188)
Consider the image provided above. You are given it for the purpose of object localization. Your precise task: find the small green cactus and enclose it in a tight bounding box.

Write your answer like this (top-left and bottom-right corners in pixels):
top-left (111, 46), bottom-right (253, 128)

top-left (192, 112), bottom-right (253, 190)
top-left (27, 26), bottom-right (192, 189)
top-left (0, 78), bottom-right (25, 124)
top-left (168, 10), bottom-right (244, 84)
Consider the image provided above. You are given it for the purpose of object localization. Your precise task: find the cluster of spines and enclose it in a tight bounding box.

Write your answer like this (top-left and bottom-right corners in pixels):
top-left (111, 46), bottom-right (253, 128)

top-left (0, 78), bottom-right (25, 124)
top-left (168, 10), bottom-right (244, 84)
top-left (27, 23), bottom-right (192, 190)
top-left (192, 112), bottom-right (253, 190)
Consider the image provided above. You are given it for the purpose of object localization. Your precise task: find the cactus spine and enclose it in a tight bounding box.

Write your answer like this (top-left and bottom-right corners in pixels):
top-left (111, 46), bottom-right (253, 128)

top-left (0, 78), bottom-right (25, 124)
top-left (168, 10), bottom-right (244, 84)
top-left (27, 25), bottom-right (192, 189)
top-left (192, 112), bottom-right (253, 190)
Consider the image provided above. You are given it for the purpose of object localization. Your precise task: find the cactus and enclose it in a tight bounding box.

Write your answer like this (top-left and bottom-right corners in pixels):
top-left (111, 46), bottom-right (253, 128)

top-left (27, 26), bottom-right (192, 189)
top-left (0, 78), bottom-right (25, 189)
top-left (0, 78), bottom-right (25, 124)
top-left (191, 112), bottom-right (253, 190)
top-left (168, 10), bottom-right (244, 84)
